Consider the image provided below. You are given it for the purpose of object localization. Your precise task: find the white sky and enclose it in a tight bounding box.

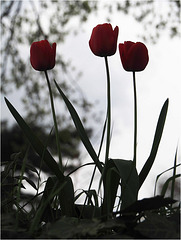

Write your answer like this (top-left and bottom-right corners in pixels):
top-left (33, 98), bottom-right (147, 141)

top-left (1, 0), bottom-right (181, 200)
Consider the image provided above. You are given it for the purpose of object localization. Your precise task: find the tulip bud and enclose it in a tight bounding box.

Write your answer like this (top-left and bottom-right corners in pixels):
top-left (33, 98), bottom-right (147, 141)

top-left (119, 41), bottom-right (149, 72)
top-left (89, 23), bottom-right (119, 57)
top-left (30, 40), bottom-right (56, 71)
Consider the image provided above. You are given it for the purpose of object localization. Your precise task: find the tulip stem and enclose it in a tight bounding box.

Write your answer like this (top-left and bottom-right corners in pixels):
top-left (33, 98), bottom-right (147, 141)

top-left (104, 56), bottom-right (111, 164)
top-left (44, 70), bottom-right (63, 172)
top-left (133, 71), bottom-right (137, 167)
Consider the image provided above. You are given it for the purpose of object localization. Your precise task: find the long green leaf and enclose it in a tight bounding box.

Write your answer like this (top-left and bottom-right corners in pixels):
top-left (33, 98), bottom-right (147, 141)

top-left (54, 80), bottom-right (103, 173)
top-left (113, 159), bottom-right (139, 210)
top-left (15, 176), bottom-right (37, 190)
top-left (139, 99), bottom-right (169, 189)
top-left (102, 166), bottom-right (120, 216)
top-left (29, 177), bottom-right (66, 234)
top-left (58, 176), bottom-right (76, 217)
top-left (98, 116), bottom-right (107, 158)
top-left (5, 97), bottom-right (64, 182)
top-left (88, 189), bottom-right (99, 207)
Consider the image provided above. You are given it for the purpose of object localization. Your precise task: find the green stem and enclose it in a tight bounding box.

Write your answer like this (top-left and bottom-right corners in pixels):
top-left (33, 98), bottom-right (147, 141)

top-left (133, 71), bottom-right (137, 166)
top-left (44, 71), bottom-right (63, 171)
top-left (104, 56), bottom-right (111, 164)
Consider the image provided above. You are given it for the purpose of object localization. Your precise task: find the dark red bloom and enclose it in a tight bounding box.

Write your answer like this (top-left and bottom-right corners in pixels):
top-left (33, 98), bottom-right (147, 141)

top-left (89, 23), bottom-right (119, 57)
top-left (30, 40), bottom-right (56, 71)
top-left (119, 41), bottom-right (149, 72)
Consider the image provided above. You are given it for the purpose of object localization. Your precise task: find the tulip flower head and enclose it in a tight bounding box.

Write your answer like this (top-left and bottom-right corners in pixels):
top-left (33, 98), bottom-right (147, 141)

top-left (30, 40), bottom-right (56, 71)
top-left (89, 23), bottom-right (119, 57)
top-left (119, 41), bottom-right (149, 72)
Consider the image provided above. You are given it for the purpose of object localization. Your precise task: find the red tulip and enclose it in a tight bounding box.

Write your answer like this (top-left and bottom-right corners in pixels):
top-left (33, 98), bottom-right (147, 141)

top-left (119, 41), bottom-right (149, 71)
top-left (89, 23), bottom-right (119, 57)
top-left (30, 40), bottom-right (56, 71)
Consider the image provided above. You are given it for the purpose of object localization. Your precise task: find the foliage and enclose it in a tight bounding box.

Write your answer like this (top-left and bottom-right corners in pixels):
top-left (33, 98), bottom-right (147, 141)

top-left (2, 144), bottom-right (180, 239)
top-left (1, 1), bottom-right (180, 238)
top-left (1, 156), bottom-right (180, 239)
top-left (3, 79), bottom-right (180, 238)
top-left (105, 1), bottom-right (180, 43)
top-left (1, 121), bottom-right (81, 173)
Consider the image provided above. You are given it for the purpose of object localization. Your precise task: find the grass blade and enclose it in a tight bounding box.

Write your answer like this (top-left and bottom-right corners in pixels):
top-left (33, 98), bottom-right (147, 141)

top-left (161, 174), bottom-right (181, 197)
top-left (171, 147), bottom-right (178, 199)
top-left (54, 80), bottom-right (103, 173)
top-left (5, 97), bottom-right (64, 181)
top-left (154, 163), bottom-right (181, 196)
top-left (139, 99), bottom-right (169, 189)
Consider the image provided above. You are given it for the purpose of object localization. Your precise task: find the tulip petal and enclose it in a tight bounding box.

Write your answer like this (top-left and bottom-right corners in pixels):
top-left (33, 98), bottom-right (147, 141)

top-left (119, 41), bottom-right (149, 72)
top-left (89, 23), bottom-right (119, 57)
top-left (30, 40), bottom-right (56, 71)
